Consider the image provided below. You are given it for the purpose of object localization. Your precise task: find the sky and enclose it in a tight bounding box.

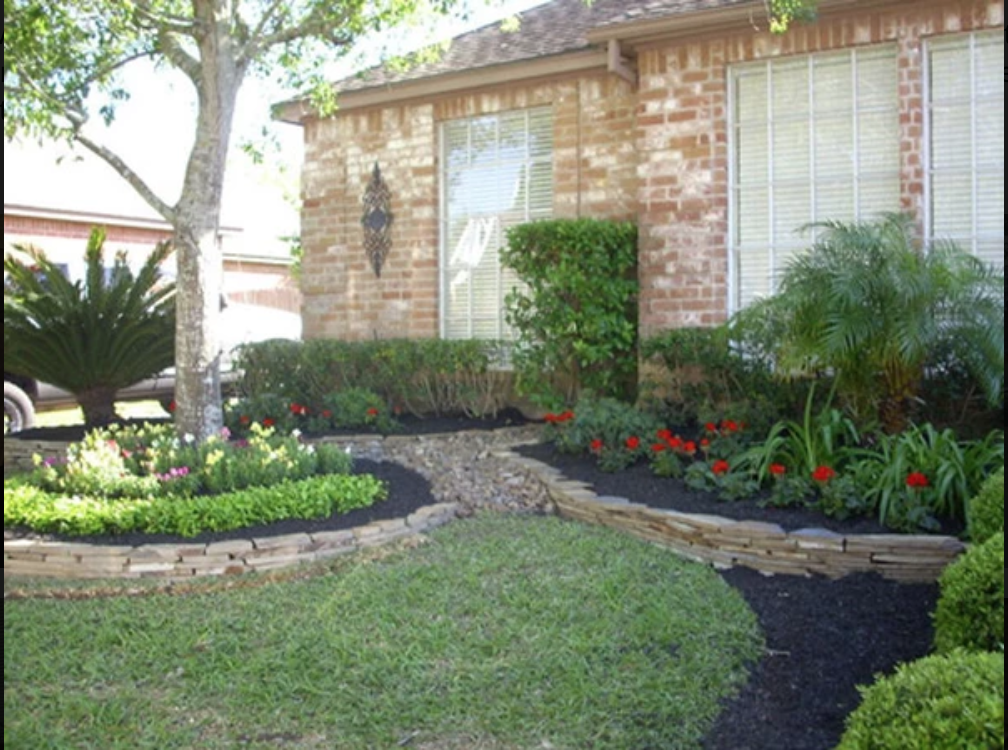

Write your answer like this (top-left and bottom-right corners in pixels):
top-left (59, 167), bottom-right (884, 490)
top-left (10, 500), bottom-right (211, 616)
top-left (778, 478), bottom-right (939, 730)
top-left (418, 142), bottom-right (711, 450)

top-left (3, 0), bottom-right (550, 260)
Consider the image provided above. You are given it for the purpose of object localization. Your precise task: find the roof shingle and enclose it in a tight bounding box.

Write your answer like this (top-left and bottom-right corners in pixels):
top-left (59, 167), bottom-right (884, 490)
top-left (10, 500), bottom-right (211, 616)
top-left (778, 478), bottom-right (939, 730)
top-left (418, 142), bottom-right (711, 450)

top-left (335, 0), bottom-right (750, 93)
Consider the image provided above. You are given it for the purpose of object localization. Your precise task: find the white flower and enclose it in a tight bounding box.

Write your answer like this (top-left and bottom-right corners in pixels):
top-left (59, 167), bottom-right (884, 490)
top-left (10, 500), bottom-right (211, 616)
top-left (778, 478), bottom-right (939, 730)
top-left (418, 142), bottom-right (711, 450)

top-left (183, 433), bottom-right (196, 444)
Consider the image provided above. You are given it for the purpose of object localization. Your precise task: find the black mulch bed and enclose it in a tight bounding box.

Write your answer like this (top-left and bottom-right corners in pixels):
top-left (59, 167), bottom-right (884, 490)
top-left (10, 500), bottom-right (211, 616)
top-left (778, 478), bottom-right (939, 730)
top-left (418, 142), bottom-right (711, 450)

top-left (7, 420), bottom-right (942, 749)
top-left (519, 441), bottom-right (941, 750)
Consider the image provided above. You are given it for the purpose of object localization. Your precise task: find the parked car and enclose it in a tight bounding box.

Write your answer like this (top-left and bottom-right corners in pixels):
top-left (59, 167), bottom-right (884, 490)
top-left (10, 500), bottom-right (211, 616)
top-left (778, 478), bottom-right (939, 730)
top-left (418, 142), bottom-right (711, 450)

top-left (4, 304), bottom-right (301, 434)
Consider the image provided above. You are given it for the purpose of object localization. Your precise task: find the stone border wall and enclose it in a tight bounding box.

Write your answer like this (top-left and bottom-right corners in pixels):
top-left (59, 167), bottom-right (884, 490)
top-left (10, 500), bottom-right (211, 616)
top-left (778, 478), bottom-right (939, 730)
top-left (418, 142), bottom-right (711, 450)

top-left (4, 503), bottom-right (457, 579)
top-left (500, 451), bottom-right (967, 583)
top-left (5, 434), bottom-right (967, 582)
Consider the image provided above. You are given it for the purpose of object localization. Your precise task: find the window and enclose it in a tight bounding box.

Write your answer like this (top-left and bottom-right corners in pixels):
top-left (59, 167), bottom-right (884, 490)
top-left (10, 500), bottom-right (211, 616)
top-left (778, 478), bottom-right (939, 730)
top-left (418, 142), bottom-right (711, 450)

top-left (439, 107), bottom-right (553, 339)
top-left (927, 31), bottom-right (1004, 269)
top-left (729, 46), bottom-right (900, 310)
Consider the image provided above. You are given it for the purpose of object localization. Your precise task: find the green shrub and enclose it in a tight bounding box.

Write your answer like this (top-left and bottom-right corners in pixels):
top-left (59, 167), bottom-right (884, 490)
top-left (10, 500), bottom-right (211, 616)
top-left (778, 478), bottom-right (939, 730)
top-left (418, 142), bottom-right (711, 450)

top-left (641, 325), bottom-right (802, 432)
top-left (502, 218), bottom-right (638, 407)
top-left (26, 422), bottom-right (352, 499)
top-left (547, 396), bottom-right (661, 472)
top-left (4, 473), bottom-right (386, 537)
top-left (234, 338), bottom-right (509, 418)
top-left (837, 650), bottom-right (1004, 750)
top-left (969, 468), bottom-right (1005, 543)
top-left (933, 532), bottom-right (1004, 654)
top-left (4, 228), bottom-right (176, 426)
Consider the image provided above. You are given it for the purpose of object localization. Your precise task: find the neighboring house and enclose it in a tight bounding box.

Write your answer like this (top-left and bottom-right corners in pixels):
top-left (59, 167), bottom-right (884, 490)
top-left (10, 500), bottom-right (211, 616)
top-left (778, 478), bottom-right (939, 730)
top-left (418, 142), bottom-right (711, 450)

top-left (278, 0), bottom-right (1004, 344)
top-left (4, 204), bottom-right (301, 313)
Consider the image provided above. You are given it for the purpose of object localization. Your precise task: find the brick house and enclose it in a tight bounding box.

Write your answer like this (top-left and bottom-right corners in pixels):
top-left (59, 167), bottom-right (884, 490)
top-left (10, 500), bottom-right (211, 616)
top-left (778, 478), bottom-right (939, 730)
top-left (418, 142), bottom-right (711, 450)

top-left (279, 0), bottom-right (1004, 344)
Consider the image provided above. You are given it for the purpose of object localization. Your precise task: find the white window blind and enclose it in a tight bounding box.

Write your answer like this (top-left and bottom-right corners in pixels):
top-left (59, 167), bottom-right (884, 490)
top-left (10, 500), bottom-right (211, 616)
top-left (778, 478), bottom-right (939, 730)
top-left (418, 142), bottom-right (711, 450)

top-left (927, 31), bottom-right (1004, 269)
top-left (729, 46), bottom-right (900, 310)
top-left (439, 107), bottom-right (553, 340)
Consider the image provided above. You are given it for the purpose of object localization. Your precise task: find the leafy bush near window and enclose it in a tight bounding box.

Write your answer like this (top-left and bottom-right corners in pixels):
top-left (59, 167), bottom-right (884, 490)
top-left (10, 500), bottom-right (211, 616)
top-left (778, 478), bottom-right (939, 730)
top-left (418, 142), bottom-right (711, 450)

top-left (3, 422), bottom-right (384, 537)
top-left (741, 213), bottom-right (1004, 434)
top-left (502, 218), bottom-right (638, 407)
top-left (968, 468), bottom-right (1004, 544)
top-left (933, 532), bottom-right (1005, 654)
top-left (233, 338), bottom-right (509, 418)
top-left (836, 650), bottom-right (1003, 750)
top-left (545, 396), bottom-right (661, 473)
top-left (640, 324), bottom-right (805, 434)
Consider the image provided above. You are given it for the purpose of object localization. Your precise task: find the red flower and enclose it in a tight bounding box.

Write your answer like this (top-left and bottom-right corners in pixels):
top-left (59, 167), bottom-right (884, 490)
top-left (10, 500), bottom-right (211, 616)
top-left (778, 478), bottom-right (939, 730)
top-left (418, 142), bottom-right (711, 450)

top-left (367, 407), bottom-right (380, 417)
top-left (262, 417), bottom-right (275, 428)
top-left (167, 400), bottom-right (177, 413)
top-left (626, 436), bottom-right (641, 451)
top-left (906, 472), bottom-right (930, 489)
top-left (544, 412), bottom-right (559, 424)
top-left (669, 436), bottom-right (684, 450)
top-left (812, 466), bottom-right (836, 483)
top-left (560, 410), bottom-right (574, 422)
top-left (722, 420), bottom-right (740, 433)
top-left (700, 438), bottom-right (711, 449)
top-left (651, 443), bottom-right (668, 453)
top-left (705, 422), bottom-right (718, 434)
top-left (684, 441), bottom-right (697, 455)
top-left (590, 438), bottom-right (604, 454)
top-left (712, 459), bottom-right (731, 475)
top-left (239, 415), bottom-right (251, 425)
top-left (289, 403), bottom-right (309, 416)
top-left (769, 464), bottom-right (787, 477)
top-left (322, 409), bottom-right (333, 419)
top-left (657, 428), bottom-right (674, 442)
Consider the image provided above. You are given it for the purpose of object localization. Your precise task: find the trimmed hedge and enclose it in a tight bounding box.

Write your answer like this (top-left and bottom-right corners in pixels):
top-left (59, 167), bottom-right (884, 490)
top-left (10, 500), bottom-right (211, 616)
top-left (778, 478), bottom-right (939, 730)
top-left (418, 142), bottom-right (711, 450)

top-left (3, 473), bottom-right (386, 537)
top-left (837, 650), bottom-right (1004, 750)
top-left (933, 532), bottom-right (1005, 654)
top-left (233, 338), bottom-right (510, 418)
top-left (502, 218), bottom-right (638, 407)
top-left (969, 468), bottom-right (1004, 544)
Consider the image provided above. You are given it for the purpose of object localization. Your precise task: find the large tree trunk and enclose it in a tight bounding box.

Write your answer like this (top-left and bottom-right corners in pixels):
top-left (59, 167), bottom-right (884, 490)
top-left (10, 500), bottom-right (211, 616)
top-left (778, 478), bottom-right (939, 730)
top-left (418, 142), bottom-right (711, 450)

top-left (77, 385), bottom-right (119, 427)
top-left (171, 0), bottom-right (247, 441)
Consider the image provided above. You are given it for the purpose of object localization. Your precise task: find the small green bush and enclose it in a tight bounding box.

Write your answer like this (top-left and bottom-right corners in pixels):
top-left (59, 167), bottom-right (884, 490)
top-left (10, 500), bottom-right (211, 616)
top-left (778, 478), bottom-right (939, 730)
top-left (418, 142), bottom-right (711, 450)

top-left (969, 468), bottom-right (1005, 543)
top-left (933, 532), bottom-right (1004, 654)
top-left (502, 218), bottom-right (638, 407)
top-left (641, 325), bottom-right (802, 432)
top-left (234, 338), bottom-right (509, 418)
top-left (3, 473), bottom-right (386, 537)
top-left (837, 650), bottom-right (1004, 750)
top-left (546, 396), bottom-right (661, 472)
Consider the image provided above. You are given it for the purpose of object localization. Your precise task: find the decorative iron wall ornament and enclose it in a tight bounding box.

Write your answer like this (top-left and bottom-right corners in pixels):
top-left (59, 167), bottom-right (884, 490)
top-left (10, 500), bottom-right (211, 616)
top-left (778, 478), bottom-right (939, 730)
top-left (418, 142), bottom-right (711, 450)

top-left (361, 162), bottom-right (393, 278)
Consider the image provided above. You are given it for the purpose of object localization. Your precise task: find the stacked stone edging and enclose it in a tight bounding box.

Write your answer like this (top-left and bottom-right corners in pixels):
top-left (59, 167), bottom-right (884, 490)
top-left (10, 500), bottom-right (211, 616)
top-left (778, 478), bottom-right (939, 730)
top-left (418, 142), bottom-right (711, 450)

top-left (5, 431), bottom-right (966, 582)
top-left (4, 503), bottom-right (458, 579)
top-left (500, 451), bottom-right (967, 583)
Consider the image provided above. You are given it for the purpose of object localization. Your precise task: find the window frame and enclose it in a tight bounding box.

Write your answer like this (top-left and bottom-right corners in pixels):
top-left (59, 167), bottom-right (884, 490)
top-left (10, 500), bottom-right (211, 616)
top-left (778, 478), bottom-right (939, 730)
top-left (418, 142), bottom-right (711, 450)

top-left (923, 30), bottom-right (1004, 268)
top-left (726, 44), bottom-right (901, 313)
top-left (437, 106), bottom-right (554, 341)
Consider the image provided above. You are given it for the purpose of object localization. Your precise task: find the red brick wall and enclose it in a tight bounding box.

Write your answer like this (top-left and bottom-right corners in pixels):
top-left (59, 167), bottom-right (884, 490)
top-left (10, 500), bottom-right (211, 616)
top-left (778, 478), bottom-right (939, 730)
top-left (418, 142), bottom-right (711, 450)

top-left (299, 0), bottom-right (1002, 342)
top-left (300, 72), bottom-right (638, 341)
top-left (635, 0), bottom-right (1003, 335)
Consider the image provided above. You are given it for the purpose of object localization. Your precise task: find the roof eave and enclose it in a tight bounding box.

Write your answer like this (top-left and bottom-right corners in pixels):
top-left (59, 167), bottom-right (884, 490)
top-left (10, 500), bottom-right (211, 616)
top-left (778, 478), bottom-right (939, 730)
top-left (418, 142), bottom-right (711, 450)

top-left (275, 47), bottom-right (610, 124)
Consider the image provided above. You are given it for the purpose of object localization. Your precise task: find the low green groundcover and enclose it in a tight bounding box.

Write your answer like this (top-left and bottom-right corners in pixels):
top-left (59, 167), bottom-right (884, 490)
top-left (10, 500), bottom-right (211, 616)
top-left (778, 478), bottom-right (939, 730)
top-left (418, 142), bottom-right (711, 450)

top-left (4, 514), bottom-right (764, 749)
top-left (3, 473), bottom-right (385, 537)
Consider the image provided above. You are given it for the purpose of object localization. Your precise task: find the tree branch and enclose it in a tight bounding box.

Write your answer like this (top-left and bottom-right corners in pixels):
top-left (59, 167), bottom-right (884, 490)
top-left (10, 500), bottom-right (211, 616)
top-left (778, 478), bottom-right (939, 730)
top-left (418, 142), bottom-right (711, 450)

top-left (242, 6), bottom-right (353, 63)
top-left (74, 132), bottom-right (177, 224)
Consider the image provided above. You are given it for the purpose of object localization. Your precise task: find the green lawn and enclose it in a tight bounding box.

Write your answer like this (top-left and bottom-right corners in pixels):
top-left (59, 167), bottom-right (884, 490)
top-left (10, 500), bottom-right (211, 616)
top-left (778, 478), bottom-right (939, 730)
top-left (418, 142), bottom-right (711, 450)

top-left (34, 400), bottom-right (169, 428)
top-left (4, 514), bottom-right (763, 749)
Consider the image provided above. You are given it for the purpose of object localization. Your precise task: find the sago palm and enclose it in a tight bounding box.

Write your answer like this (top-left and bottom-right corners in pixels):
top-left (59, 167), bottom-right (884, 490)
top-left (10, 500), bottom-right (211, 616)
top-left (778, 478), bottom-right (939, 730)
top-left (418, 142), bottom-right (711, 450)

top-left (4, 228), bottom-right (176, 426)
top-left (742, 213), bottom-right (1003, 433)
